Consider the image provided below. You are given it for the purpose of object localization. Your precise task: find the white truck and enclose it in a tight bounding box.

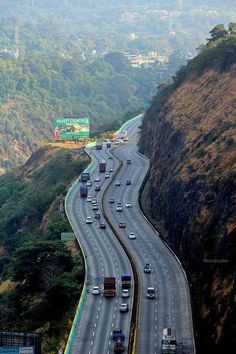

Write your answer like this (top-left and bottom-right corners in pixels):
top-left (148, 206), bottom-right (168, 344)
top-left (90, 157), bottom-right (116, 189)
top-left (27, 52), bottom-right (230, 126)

top-left (161, 328), bottom-right (177, 354)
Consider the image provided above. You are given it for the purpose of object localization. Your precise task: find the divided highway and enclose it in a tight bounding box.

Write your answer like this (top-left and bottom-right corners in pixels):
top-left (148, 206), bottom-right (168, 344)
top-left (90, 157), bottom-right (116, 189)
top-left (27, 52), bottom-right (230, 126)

top-left (65, 115), bottom-right (194, 354)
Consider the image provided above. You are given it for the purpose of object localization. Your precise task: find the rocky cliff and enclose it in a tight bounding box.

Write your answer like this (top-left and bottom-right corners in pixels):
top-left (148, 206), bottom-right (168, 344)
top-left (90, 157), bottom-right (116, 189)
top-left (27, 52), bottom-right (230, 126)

top-left (139, 36), bottom-right (236, 353)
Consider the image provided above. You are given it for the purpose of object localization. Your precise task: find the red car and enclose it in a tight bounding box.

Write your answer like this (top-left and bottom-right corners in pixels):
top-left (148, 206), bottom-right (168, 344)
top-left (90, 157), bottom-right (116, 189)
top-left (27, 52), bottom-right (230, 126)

top-left (119, 222), bottom-right (126, 228)
top-left (100, 223), bottom-right (106, 229)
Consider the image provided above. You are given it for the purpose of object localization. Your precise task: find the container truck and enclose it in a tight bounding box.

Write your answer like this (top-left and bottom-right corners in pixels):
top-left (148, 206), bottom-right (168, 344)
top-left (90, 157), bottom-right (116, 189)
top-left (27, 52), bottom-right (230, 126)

top-left (104, 277), bottom-right (116, 297)
top-left (121, 274), bottom-right (131, 289)
top-left (161, 328), bottom-right (177, 354)
top-left (81, 172), bottom-right (90, 182)
top-left (80, 185), bottom-right (88, 198)
top-left (96, 143), bottom-right (103, 150)
top-left (99, 160), bottom-right (106, 172)
top-left (108, 132), bottom-right (116, 141)
top-left (119, 130), bottom-right (128, 141)
top-left (112, 329), bottom-right (125, 352)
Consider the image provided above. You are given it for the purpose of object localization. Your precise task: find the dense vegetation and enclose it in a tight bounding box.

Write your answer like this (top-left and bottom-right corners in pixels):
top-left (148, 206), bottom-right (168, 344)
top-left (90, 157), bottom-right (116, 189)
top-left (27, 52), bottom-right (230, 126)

top-left (0, 146), bottom-right (89, 352)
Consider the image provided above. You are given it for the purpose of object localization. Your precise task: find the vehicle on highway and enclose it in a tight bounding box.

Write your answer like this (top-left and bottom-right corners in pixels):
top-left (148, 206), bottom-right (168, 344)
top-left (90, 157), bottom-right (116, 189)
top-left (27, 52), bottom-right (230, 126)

top-left (81, 172), bottom-right (90, 182)
top-left (116, 203), bottom-right (123, 212)
top-left (92, 204), bottom-right (99, 211)
top-left (95, 185), bottom-right (101, 191)
top-left (119, 303), bottom-right (129, 313)
top-left (104, 277), bottom-right (116, 296)
top-left (125, 201), bottom-right (132, 208)
top-left (126, 180), bottom-right (131, 185)
top-left (86, 195), bottom-right (92, 202)
top-left (86, 216), bottom-right (93, 224)
top-left (100, 222), bottom-right (106, 229)
top-left (109, 167), bottom-right (114, 172)
top-left (144, 263), bottom-right (151, 273)
top-left (105, 172), bottom-right (110, 178)
top-left (146, 287), bottom-right (156, 299)
top-left (106, 142), bottom-right (111, 148)
top-left (112, 329), bottom-right (125, 353)
top-left (161, 328), bottom-right (177, 354)
top-left (115, 180), bottom-right (121, 186)
top-left (80, 185), bottom-right (88, 198)
top-left (100, 160), bottom-right (106, 172)
top-left (109, 198), bottom-right (115, 203)
top-left (119, 222), bottom-right (126, 228)
top-left (128, 232), bottom-right (136, 239)
top-left (127, 159), bottom-right (131, 164)
top-left (108, 156), bottom-right (113, 159)
top-left (121, 274), bottom-right (131, 289)
top-left (95, 176), bottom-right (100, 182)
top-left (95, 212), bottom-right (100, 219)
top-left (121, 289), bottom-right (130, 298)
top-left (86, 180), bottom-right (92, 187)
top-left (91, 286), bottom-right (100, 295)
top-left (91, 198), bottom-right (97, 204)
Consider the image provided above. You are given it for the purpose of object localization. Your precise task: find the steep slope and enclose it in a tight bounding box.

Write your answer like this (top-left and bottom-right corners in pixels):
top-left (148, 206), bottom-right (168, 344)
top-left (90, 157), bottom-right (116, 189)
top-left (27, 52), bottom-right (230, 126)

top-left (139, 34), bottom-right (236, 353)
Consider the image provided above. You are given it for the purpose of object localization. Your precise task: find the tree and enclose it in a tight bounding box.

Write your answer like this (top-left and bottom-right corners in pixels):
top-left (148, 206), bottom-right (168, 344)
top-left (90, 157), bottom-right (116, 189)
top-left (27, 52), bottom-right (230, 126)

top-left (229, 22), bottom-right (236, 35)
top-left (208, 24), bottom-right (228, 44)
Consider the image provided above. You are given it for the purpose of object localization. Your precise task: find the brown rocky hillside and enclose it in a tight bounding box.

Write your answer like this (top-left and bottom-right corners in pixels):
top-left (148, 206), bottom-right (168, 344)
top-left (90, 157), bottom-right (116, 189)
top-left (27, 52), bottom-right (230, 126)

top-left (139, 52), bottom-right (236, 352)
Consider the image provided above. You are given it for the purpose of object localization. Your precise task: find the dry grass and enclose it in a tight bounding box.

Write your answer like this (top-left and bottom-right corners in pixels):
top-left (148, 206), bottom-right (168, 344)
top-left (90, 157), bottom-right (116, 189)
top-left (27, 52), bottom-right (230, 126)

top-left (0, 280), bottom-right (15, 294)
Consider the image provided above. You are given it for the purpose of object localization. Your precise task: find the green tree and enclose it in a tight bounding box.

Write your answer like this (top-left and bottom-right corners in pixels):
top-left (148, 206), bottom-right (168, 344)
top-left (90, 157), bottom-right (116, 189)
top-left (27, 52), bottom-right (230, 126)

top-left (208, 24), bottom-right (228, 43)
top-left (229, 22), bottom-right (236, 35)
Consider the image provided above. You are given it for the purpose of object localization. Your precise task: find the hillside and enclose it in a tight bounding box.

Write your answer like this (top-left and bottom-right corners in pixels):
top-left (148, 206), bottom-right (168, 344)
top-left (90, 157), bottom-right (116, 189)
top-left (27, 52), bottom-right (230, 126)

top-left (0, 145), bottom-right (89, 352)
top-left (139, 28), bottom-right (236, 353)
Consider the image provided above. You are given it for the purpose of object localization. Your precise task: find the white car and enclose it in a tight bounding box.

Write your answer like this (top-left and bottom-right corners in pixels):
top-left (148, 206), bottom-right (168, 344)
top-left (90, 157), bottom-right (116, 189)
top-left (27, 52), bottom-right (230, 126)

top-left (125, 202), bottom-right (132, 208)
top-left (128, 232), bottom-right (136, 240)
top-left (109, 168), bottom-right (114, 172)
top-left (119, 303), bottom-right (129, 312)
top-left (86, 195), bottom-right (92, 202)
top-left (116, 203), bottom-right (123, 212)
top-left (86, 180), bottom-right (92, 186)
top-left (95, 176), bottom-right (100, 182)
top-left (92, 286), bottom-right (100, 295)
top-left (86, 216), bottom-right (93, 224)
top-left (105, 172), bottom-right (110, 178)
top-left (122, 289), bottom-right (130, 298)
top-left (91, 198), bottom-right (97, 204)
top-left (115, 180), bottom-right (121, 186)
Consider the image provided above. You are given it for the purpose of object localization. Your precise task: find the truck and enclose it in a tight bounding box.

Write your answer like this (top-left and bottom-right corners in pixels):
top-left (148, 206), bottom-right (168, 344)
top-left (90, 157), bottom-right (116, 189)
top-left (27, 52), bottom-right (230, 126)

top-left (99, 160), bottom-right (106, 173)
top-left (108, 132), bottom-right (116, 141)
top-left (106, 142), bottom-right (111, 148)
top-left (104, 277), bottom-right (116, 297)
top-left (121, 274), bottom-right (131, 289)
top-left (80, 185), bottom-right (88, 198)
top-left (161, 328), bottom-right (177, 354)
top-left (96, 142), bottom-right (103, 150)
top-left (119, 130), bottom-right (128, 141)
top-left (112, 329), bottom-right (125, 353)
top-left (81, 172), bottom-right (90, 182)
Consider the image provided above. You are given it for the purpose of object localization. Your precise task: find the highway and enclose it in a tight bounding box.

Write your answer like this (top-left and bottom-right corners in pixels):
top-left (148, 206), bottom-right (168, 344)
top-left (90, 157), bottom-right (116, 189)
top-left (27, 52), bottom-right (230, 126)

top-left (65, 139), bottom-right (134, 353)
top-left (102, 119), bottom-right (195, 354)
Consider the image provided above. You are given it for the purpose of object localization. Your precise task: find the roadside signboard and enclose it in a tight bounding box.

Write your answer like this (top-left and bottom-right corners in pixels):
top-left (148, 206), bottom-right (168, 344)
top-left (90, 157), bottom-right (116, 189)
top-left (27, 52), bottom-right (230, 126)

top-left (53, 118), bottom-right (90, 140)
top-left (0, 348), bottom-right (34, 354)
top-left (61, 232), bottom-right (75, 241)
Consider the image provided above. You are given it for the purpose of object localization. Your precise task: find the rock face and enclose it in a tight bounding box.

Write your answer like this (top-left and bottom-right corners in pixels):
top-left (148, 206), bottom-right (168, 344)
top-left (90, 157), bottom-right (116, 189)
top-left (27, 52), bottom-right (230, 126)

top-left (139, 65), bottom-right (236, 352)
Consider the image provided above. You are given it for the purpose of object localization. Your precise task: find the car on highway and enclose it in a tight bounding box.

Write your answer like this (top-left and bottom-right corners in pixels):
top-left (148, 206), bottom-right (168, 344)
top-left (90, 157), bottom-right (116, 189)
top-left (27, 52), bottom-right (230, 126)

top-left (146, 287), bottom-right (156, 299)
top-left (127, 159), bottom-right (131, 164)
top-left (95, 185), bottom-right (101, 191)
top-left (108, 156), bottom-right (113, 160)
top-left (86, 216), bottom-right (93, 224)
top-left (95, 212), bottom-right (100, 219)
top-left (116, 203), bottom-right (123, 212)
top-left (122, 289), bottom-right (130, 298)
top-left (125, 201), bottom-right (132, 208)
top-left (86, 195), bottom-right (92, 202)
top-left (86, 180), bottom-right (92, 186)
top-left (100, 223), bottom-right (106, 229)
top-left (115, 180), bottom-right (121, 186)
top-left (91, 198), bottom-right (97, 204)
top-left (105, 172), bottom-right (110, 178)
top-left (109, 198), bottom-right (115, 203)
top-left (119, 303), bottom-right (129, 312)
top-left (144, 263), bottom-right (151, 273)
top-left (92, 204), bottom-right (99, 211)
top-left (95, 176), bottom-right (100, 182)
top-left (119, 222), bottom-right (126, 228)
top-left (126, 180), bottom-right (131, 185)
top-left (109, 168), bottom-right (114, 172)
top-left (128, 232), bottom-right (136, 240)
top-left (91, 286), bottom-right (100, 295)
